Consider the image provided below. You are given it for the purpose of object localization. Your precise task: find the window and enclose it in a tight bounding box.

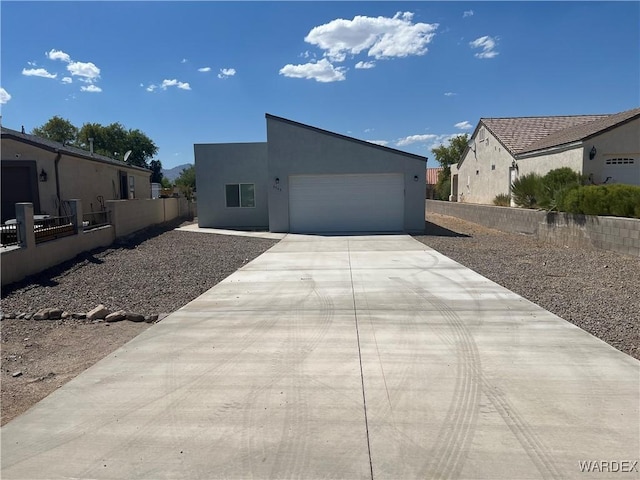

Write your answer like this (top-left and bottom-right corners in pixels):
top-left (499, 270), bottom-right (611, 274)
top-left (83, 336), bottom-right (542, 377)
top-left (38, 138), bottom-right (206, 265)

top-left (606, 158), bottom-right (635, 165)
top-left (129, 176), bottom-right (135, 199)
top-left (479, 128), bottom-right (485, 142)
top-left (225, 183), bottom-right (255, 208)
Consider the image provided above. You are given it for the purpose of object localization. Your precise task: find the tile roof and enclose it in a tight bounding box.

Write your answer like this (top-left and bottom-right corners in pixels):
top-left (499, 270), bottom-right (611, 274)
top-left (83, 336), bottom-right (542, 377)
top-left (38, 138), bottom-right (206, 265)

top-left (1, 126), bottom-right (151, 173)
top-left (482, 114), bottom-right (609, 155)
top-left (519, 107), bottom-right (640, 154)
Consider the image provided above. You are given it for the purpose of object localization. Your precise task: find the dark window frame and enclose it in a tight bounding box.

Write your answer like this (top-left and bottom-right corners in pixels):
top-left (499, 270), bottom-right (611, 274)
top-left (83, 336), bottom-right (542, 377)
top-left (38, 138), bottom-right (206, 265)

top-left (225, 183), bottom-right (256, 208)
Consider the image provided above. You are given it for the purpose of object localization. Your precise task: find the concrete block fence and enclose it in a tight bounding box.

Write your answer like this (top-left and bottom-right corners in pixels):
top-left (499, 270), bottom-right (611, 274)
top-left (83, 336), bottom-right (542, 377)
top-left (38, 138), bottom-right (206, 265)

top-left (426, 200), bottom-right (640, 257)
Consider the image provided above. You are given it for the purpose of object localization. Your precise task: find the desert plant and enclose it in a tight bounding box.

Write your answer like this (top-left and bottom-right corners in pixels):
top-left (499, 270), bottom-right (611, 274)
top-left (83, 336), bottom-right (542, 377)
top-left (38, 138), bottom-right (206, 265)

top-left (511, 172), bottom-right (542, 208)
top-left (493, 193), bottom-right (511, 206)
top-left (561, 184), bottom-right (640, 218)
top-left (537, 167), bottom-right (584, 211)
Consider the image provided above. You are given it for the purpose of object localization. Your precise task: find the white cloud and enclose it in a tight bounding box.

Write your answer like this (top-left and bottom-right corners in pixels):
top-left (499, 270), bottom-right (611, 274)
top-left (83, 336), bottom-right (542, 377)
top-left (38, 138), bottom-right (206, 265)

top-left (305, 12), bottom-right (438, 62)
top-left (355, 61), bottom-right (376, 69)
top-left (366, 140), bottom-right (389, 146)
top-left (0, 87), bottom-right (11, 104)
top-left (396, 134), bottom-right (437, 147)
top-left (463, 10), bottom-right (474, 18)
top-left (80, 84), bottom-right (102, 93)
top-left (27, 61), bottom-right (37, 66)
top-left (279, 58), bottom-right (346, 83)
top-left (146, 84), bottom-right (158, 92)
top-left (455, 121), bottom-right (473, 130)
top-left (47, 49), bottom-right (71, 62)
top-left (217, 68), bottom-right (237, 79)
top-left (198, 67), bottom-right (211, 72)
top-left (470, 35), bottom-right (499, 59)
top-left (61, 77), bottom-right (73, 84)
top-left (444, 92), bottom-right (457, 96)
top-left (161, 79), bottom-right (191, 90)
top-left (67, 61), bottom-right (101, 82)
top-left (364, 128), bottom-right (374, 133)
top-left (181, 58), bottom-right (188, 63)
top-left (22, 68), bottom-right (57, 79)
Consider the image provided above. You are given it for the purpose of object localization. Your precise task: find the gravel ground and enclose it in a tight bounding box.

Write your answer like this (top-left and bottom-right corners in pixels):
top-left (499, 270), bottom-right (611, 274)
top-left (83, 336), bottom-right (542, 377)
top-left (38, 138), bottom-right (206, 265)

top-left (1, 219), bottom-right (279, 316)
top-left (415, 213), bottom-right (640, 360)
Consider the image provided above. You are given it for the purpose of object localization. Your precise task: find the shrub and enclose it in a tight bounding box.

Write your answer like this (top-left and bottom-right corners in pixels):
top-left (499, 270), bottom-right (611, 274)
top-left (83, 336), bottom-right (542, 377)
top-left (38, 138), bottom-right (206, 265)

top-left (560, 184), bottom-right (640, 218)
top-left (435, 172), bottom-right (451, 200)
top-left (493, 193), bottom-right (511, 206)
top-left (537, 167), bottom-right (583, 211)
top-left (511, 173), bottom-right (542, 208)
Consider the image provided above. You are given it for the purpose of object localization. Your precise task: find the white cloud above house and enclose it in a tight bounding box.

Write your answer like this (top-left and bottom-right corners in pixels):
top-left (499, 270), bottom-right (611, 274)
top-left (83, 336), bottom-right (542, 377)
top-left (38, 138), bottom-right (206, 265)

top-left (470, 35), bottom-right (499, 59)
top-left (22, 68), bottom-right (57, 79)
top-left (0, 87), bottom-right (11, 104)
top-left (355, 61), bottom-right (376, 69)
top-left (198, 67), bottom-right (212, 72)
top-left (146, 84), bottom-right (158, 92)
top-left (217, 68), bottom-right (236, 79)
top-left (455, 121), bottom-right (473, 130)
top-left (67, 61), bottom-right (101, 82)
top-left (305, 12), bottom-right (438, 62)
top-left (161, 79), bottom-right (191, 90)
top-left (463, 10), bottom-right (474, 18)
top-left (46, 49), bottom-right (71, 62)
top-left (279, 58), bottom-right (346, 83)
top-left (444, 92), bottom-right (457, 96)
top-left (80, 84), bottom-right (102, 93)
top-left (366, 139), bottom-right (389, 146)
top-left (396, 134), bottom-right (438, 146)
top-left (61, 77), bottom-right (73, 84)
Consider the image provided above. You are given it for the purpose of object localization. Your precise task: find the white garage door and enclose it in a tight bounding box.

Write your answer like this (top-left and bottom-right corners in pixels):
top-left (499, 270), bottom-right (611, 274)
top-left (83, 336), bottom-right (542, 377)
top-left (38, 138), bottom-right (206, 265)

top-left (289, 173), bottom-right (404, 233)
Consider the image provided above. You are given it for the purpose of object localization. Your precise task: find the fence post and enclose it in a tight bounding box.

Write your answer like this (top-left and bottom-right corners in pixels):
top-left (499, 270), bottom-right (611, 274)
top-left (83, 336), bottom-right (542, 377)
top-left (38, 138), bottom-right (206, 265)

top-left (15, 203), bottom-right (35, 249)
top-left (67, 199), bottom-right (82, 233)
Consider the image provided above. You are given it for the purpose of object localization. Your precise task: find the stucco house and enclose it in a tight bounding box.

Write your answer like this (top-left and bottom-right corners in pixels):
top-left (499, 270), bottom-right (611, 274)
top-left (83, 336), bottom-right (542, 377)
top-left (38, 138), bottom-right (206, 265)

top-left (195, 114), bottom-right (427, 233)
top-left (451, 107), bottom-right (640, 205)
top-left (1, 127), bottom-right (151, 222)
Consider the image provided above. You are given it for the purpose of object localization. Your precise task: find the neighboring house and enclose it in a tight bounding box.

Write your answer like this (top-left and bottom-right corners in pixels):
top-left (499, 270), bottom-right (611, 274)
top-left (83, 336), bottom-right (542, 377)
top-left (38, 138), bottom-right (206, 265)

top-left (425, 167), bottom-right (443, 199)
top-left (1, 127), bottom-right (151, 222)
top-left (195, 114), bottom-right (427, 233)
top-left (451, 107), bottom-right (640, 205)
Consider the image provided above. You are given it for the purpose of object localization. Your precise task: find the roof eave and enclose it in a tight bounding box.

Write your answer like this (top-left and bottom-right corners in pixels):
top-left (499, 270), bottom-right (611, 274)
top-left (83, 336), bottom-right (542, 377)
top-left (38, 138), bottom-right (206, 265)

top-left (516, 141), bottom-right (583, 159)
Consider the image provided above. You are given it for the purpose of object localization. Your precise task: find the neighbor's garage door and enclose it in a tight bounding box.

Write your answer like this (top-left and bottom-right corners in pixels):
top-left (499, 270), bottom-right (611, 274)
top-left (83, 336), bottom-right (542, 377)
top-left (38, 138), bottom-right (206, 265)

top-left (289, 173), bottom-right (404, 233)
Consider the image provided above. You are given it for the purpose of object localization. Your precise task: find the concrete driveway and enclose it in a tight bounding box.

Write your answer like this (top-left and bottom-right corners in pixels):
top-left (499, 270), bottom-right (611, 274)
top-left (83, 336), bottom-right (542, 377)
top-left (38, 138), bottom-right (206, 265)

top-left (2, 234), bottom-right (638, 479)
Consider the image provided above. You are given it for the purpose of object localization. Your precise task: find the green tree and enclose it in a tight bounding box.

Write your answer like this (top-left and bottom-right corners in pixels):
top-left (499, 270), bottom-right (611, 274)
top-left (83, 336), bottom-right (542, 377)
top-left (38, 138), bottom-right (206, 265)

top-left (161, 177), bottom-right (173, 188)
top-left (149, 159), bottom-right (164, 183)
top-left (431, 134), bottom-right (469, 201)
top-left (31, 116), bottom-right (78, 145)
top-left (77, 122), bottom-right (158, 167)
top-left (175, 165), bottom-right (196, 200)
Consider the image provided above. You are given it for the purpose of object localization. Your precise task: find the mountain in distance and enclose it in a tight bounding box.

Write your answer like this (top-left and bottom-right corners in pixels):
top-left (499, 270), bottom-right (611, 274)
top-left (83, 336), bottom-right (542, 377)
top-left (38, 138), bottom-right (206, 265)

top-left (162, 163), bottom-right (193, 182)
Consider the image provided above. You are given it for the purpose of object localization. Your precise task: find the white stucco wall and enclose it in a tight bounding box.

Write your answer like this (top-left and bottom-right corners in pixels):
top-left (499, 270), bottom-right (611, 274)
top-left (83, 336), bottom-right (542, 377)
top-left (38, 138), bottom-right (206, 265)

top-left (454, 126), bottom-right (516, 205)
top-left (582, 117), bottom-right (640, 185)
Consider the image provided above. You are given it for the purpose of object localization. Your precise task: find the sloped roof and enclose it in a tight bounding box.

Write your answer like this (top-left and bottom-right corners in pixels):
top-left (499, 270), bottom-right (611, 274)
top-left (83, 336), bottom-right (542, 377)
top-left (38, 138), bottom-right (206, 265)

top-left (482, 114), bottom-right (609, 155)
top-left (518, 107), bottom-right (640, 154)
top-left (266, 113), bottom-right (427, 162)
top-left (1, 126), bottom-right (151, 173)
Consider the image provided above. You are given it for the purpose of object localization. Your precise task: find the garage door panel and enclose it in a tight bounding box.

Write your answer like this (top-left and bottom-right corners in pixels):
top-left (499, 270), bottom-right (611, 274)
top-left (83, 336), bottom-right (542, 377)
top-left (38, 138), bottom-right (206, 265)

top-left (289, 174), bottom-right (404, 233)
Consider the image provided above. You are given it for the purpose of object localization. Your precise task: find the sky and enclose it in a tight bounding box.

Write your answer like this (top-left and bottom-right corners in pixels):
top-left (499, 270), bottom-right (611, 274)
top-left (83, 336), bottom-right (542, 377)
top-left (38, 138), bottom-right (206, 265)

top-left (1, 1), bottom-right (638, 170)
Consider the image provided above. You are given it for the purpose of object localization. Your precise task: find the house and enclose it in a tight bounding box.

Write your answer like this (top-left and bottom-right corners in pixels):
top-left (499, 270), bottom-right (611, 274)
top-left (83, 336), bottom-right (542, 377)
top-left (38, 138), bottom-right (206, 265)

top-left (194, 114), bottom-right (427, 233)
top-left (451, 107), bottom-right (640, 205)
top-left (426, 167), bottom-right (443, 199)
top-left (1, 127), bottom-right (151, 222)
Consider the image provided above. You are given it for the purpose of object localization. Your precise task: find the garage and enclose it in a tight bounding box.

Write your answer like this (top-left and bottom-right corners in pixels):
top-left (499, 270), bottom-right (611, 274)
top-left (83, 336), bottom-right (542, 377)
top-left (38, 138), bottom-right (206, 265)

top-left (288, 173), bottom-right (404, 233)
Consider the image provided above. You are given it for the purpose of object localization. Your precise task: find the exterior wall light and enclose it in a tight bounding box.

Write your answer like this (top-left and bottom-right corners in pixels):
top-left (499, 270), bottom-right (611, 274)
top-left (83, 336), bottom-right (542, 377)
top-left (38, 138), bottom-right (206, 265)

top-left (275, 177), bottom-right (280, 185)
top-left (414, 175), bottom-right (419, 182)
top-left (589, 146), bottom-right (597, 160)
top-left (39, 168), bottom-right (48, 182)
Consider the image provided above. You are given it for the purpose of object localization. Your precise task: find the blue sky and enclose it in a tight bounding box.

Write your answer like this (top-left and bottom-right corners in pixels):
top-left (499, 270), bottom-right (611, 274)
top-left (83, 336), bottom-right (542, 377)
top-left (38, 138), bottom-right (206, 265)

top-left (1, 1), bottom-right (638, 169)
